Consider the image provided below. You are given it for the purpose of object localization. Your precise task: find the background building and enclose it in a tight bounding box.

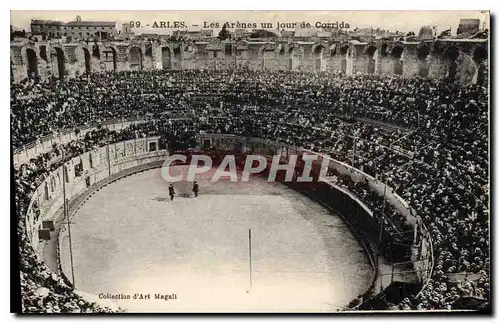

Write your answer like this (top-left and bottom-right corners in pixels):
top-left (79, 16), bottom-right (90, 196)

top-left (30, 16), bottom-right (117, 41)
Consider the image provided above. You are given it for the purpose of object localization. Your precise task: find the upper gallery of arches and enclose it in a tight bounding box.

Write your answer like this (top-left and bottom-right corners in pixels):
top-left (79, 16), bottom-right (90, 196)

top-left (12, 38), bottom-right (487, 63)
top-left (311, 42), bottom-right (328, 56)
top-left (10, 38), bottom-right (488, 85)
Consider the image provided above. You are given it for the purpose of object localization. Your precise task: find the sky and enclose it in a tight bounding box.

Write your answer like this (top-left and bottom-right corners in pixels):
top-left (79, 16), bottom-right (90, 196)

top-left (10, 10), bottom-right (489, 35)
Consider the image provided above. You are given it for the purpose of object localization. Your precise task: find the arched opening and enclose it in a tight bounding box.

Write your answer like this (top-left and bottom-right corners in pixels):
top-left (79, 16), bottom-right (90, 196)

top-left (417, 45), bottom-right (430, 77)
top-left (277, 46), bottom-right (285, 70)
top-left (145, 44), bottom-right (153, 58)
top-left (313, 45), bottom-right (325, 71)
top-left (50, 47), bottom-right (65, 79)
top-left (340, 45), bottom-right (349, 74)
top-left (472, 46), bottom-right (488, 85)
top-left (366, 45), bottom-right (378, 74)
top-left (26, 48), bottom-right (38, 78)
top-left (330, 44), bottom-right (337, 57)
top-left (129, 46), bottom-right (143, 71)
top-left (391, 46), bottom-right (404, 75)
top-left (225, 44), bottom-right (233, 57)
top-left (173, 47), bottom-right (181, 69)
top-left (380, 43), bottom-right (388, 57)
top-left (473, 46), bottom-right (488, 63)
top-left (162, 47), bottom-right (171, 70)
top-left (39, 45), bottom-right (48, 62)
top-left (261, 45), bottom-right (275, 71)
top-left (444, 46), bottom-right (459, 81)
top-left (288, 46), bottom-right (295, 71)
top-left (92, 44), bottom-right (100, 59)
top-left (103, 47), bottom-right (117, 72)
top-left (83, 48), bottom-right (91, 73)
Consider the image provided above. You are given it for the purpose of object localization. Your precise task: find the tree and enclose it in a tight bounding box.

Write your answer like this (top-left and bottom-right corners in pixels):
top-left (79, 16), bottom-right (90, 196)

top-left (218, 25), bottom-right (230, 40)
top-left (249, 29), bottom-right (278, 38)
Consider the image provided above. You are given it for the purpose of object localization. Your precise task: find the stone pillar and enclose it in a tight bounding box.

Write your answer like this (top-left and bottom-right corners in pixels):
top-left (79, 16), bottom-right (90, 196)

top-left (346, 45), bottom-right (354, 75)
top-left (11, 45), bottom-right (27, 82)
top-left (63, 44), bottom-right (84, 78)
top-left (153, 42), bottom-right (163, 70)
top-left (115, 43), bottom-right (130, 72)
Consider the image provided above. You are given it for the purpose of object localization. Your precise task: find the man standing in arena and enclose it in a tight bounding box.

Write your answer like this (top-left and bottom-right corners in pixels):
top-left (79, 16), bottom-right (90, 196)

top-left (169, 184), bottom-right (176, 201)
top-left (193, 181), bottom-right (199, 197)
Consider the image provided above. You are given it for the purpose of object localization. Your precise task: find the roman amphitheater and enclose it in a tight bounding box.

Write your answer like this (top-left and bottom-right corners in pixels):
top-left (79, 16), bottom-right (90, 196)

top-left (13, 35), bottom-right (489, 313)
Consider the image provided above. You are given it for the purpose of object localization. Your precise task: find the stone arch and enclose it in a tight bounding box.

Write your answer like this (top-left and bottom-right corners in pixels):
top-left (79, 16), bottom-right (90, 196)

top-left (380, 43), bottom-right (389, 57)
top-left (444, 46), bottom-right (460, 80)
top-left (339, 44), bottom-right (349, 55)
top-left (288, 44), bottom-right (300, 71)
top-left (25, 47), bottom-right (38, 78)
top-left (258, 43), bottom-right (275, 56)
top-left (91, 44), bottom-right (100, 59)
top-left (260, 43), bottom-right (275, 71)
top-left (129, 46), bottom-right (143, 70)
top-left (366, 45), bottom-right (378, 74)
top-left (102, 46), bottom-right (117, 71)
top-left (50, 46), bottom-right (66, 79)
top-left (39, 45), bottom-right (48, 62)
top-left (444, 46), bottom-right (459, 61)
top-left (329, 43), bottom-right (337, 56)
top-left (224, 43), bottom-right (233, 57)
top-left (472, 46), bottom-right (487, 64)
top-left (472, 46), bottom-right (487, 85)
top-left (172, 45), bottom-right (182, 67)
top-left (391, 46), bottom-right (404, 75)
top-left (311, 43), bottom-right (327, 55)
top-left (417, 44), bottom-right (431, 77)
top-left (312, 43), bottom-right (327, 72)
top-left (145, 43), bottom-right (153, 57)
top-left (288, 45), bottom-right (295, 70)
top-left (276, 44), bottom-right (285, 56)
top-left (391, 46), bottom-right (404, 59)
top-left (82, 47), bottom-right (91, 73)
top-left (457, 53), bottom-right (478, 85)
top-left (340, 44), bottom-right (349, 74)
top-left (161, 46), bottom-right (172, 70)
top-left (417, 44), bottom-right (431, 60)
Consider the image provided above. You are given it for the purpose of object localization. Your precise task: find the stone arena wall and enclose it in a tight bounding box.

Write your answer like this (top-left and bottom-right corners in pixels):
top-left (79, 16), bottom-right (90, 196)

top-left (11, 38), bottom-right (488, 85)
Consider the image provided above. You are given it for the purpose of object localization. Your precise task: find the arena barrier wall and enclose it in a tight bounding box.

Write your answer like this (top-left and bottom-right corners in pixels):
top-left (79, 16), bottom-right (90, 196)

top-left (198, 133), bottom-right (434, 296)
top-left (182, 144), bottom-right (380, 308)
top-left (52, 147), bottom-right (379, 310)
top-left (24, 136), bottom-right (162, 252)
top-left (57, 157), bottom-right (170, 289)
top-left (20, 129), bottom-right (433, 311)
top-left (12, 116), bottom-right (152, 168)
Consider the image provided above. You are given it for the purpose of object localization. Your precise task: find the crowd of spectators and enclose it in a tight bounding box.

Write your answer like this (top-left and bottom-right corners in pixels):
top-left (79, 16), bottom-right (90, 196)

top-left (12, 69), bottom-right (488, 311)
top-left (15, 128), bottom-right (127, 313)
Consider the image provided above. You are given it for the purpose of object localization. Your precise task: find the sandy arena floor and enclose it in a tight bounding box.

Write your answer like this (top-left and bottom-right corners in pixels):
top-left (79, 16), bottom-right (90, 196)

top-left (60, 167), bottom-right (372, 312)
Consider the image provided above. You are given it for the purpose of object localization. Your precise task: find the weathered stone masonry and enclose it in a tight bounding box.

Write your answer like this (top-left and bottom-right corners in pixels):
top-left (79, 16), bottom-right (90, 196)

top-left (11, 38), bottom-right (488, 85)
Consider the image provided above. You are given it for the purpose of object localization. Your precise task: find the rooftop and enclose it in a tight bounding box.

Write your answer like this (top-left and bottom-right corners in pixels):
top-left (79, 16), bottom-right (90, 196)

top-left (31, 19), bottom-right (115, 27)
top-left (66, 21), bottom-right (116, 27)
top-left (31, 20), bottom-right (65, 26)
